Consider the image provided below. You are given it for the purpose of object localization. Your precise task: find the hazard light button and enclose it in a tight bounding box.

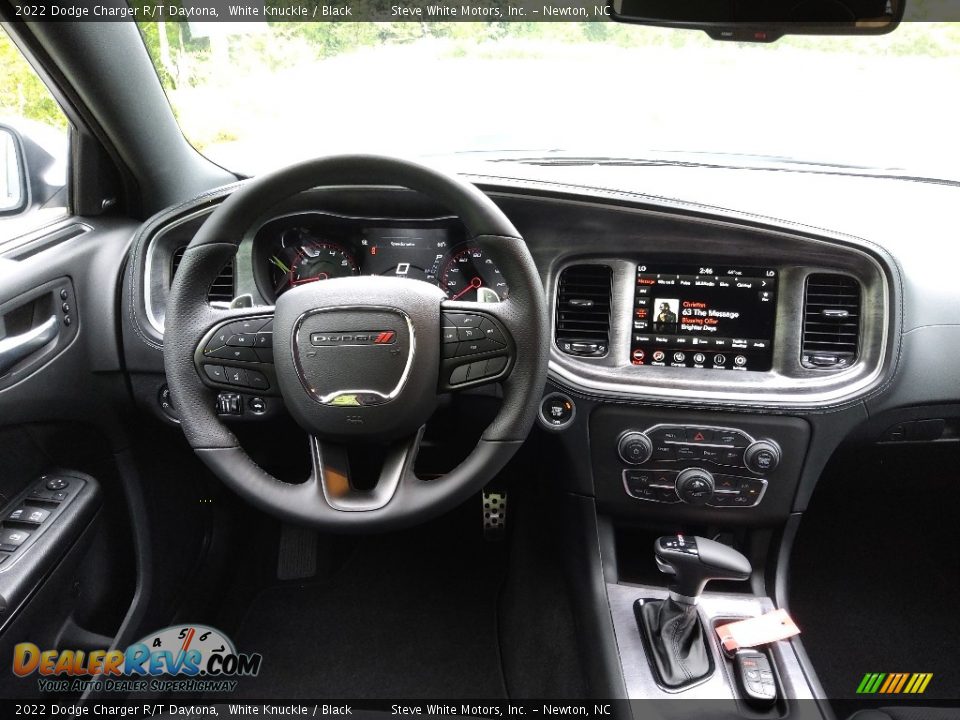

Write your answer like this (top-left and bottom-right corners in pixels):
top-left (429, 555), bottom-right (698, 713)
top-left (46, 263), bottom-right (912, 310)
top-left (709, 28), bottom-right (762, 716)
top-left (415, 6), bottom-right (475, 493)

top-left (685, 428), bottom-right (715, 443)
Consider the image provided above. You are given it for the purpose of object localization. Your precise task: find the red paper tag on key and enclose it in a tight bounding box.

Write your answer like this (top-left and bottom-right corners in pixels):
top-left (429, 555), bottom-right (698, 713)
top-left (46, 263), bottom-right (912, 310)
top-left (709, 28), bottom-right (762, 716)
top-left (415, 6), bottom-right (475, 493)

top-left (715, 609), bottom-right (800, 652)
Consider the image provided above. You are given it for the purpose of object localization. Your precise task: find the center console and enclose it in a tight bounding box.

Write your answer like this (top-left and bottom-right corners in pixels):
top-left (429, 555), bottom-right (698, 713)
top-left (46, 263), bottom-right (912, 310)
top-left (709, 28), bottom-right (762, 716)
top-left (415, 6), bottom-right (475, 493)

top-left (591, 407), bottom-right (810, 524)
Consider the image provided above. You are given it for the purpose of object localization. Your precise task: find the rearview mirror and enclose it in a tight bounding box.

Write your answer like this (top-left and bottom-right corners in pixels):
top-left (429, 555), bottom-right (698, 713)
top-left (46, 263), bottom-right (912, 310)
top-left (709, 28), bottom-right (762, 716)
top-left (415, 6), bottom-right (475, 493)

top-left (0, 126), bottom-right (28, 217)
top-left (610, 0), bottom-right (903, 42)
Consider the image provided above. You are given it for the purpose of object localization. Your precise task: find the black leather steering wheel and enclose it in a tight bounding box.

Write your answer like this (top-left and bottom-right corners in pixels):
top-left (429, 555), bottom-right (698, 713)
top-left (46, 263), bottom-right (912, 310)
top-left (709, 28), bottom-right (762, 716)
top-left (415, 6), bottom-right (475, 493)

top-left (163, 155), bottom-right (548, 532)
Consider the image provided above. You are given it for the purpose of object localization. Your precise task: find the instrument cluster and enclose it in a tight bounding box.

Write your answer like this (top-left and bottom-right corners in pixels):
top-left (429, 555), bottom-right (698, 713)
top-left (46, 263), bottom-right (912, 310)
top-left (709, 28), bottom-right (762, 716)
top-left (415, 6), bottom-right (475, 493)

top-left (252, 214), bottom-right (509, 303)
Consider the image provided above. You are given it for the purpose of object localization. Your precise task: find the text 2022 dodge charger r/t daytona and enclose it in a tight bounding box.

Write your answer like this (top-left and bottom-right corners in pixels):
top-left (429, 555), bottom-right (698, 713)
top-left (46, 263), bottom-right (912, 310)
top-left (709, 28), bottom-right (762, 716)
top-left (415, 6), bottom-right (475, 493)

top-left (0, 5), bottom-right (958, 720)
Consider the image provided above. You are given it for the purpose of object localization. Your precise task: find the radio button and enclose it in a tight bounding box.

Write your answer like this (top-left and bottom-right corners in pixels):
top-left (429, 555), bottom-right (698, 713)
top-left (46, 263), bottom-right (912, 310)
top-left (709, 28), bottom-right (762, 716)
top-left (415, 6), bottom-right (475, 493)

top-left (655, 427), bottom-right (684, 442)
top-left (716, 430), bottom-right (748, 446)
top-left (744, 440), bottom-right (781, 474)
top-left (721, 448), bottom-right (744, 466)
top-left (618, 432), bottom-right (653, 465)
top-left (700, 447), bottom-right (722, 463)
top-left (676, 445), bottom-right (698, 461)
top-left (652, 443), bottom-right (676, 461)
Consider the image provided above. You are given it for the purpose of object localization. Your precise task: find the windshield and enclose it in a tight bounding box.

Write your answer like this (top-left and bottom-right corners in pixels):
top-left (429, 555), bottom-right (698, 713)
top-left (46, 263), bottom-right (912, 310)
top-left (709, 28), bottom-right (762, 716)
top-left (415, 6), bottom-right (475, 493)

top-left (138, 21), bottom-right (960, 181)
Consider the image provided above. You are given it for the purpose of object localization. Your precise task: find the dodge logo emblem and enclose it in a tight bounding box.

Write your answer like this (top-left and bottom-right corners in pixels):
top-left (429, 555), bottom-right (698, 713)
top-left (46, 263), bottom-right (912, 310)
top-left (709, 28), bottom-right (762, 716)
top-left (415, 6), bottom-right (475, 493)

top-left (309, 330), bottom-right (397, 347)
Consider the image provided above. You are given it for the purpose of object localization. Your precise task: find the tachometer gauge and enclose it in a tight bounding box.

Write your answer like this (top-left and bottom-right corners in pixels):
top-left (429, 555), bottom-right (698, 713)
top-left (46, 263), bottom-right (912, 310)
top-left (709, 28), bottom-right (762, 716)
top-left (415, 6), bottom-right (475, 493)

top-left (439, 244), bottom-right (508, 302)
top-left (270, 239), bottom-right (358, 296)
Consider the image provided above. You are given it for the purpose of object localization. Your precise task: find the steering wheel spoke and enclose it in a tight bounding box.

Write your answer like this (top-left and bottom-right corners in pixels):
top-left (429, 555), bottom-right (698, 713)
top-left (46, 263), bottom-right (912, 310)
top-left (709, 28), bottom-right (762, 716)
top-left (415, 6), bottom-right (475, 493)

top-left (438, 300), bottom-right (515, 392)
top-left (194, 310), bottom-right (279, 397)
top-left (308, 428), bottom-right (423, 512)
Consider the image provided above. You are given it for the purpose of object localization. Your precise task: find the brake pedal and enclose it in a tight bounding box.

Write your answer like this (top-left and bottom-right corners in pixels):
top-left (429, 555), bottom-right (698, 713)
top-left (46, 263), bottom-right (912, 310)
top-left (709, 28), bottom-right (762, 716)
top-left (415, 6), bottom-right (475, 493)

top-left (482, 491), bottom-right (507, 540)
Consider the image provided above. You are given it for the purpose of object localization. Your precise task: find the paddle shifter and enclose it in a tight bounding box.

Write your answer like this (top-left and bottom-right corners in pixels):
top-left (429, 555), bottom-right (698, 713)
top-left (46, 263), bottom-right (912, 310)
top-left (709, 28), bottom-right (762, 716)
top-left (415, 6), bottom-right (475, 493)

top-left (639, 535), bottom-right (752, 688)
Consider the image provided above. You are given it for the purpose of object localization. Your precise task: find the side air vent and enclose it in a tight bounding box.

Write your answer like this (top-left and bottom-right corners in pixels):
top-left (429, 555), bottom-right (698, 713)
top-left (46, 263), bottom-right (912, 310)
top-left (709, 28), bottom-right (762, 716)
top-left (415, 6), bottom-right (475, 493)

top-left (801, 273), bottom-right (861, 369)
top-left (555, 264), bottom-right (612, 357)
top-left (171, 246), bottom-right (235, 304)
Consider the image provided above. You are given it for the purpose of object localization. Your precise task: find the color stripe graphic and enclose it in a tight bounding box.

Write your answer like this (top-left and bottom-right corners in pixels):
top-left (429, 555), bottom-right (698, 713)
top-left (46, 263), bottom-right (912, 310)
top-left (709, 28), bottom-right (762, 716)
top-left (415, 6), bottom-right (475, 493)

top-left (857, 672), bottom-right (933, 694)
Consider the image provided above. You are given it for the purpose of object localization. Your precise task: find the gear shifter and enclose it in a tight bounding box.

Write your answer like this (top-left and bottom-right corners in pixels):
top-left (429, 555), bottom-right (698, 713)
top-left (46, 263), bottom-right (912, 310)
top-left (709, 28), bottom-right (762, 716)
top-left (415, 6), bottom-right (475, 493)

top-left (638, 535), bottom-right (752, 688)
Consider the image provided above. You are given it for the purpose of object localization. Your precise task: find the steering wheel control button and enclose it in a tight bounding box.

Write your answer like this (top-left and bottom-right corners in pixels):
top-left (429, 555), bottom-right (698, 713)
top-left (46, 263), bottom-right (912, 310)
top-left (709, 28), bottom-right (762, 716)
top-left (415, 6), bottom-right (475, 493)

top-left (618, 431), bottom-right (653, 465)
top-left (442, 327), bottom-right (458, 343)
top-left (225, 367), bottom-right (249, 386)
top-left (254, 332), bottom-right (272, 348)
top-left (207, 345), bottom-right (258, 363)
top-left (539, 393), bottom-right (576, 430)
top-left (744, 440), bottom-right (781, 474)
top-left (455, 338), bottom-right (501, 357)
top-left (485, 356), bottom-right (508, 375)
top-left (449, 364), bottom-right (470, 385)
top-left (479, 318), bottom-right (506, 344)
top-left (204, 365), bottom-right (226, 382)
top-left (229, 319), bottom-right (267, 335)
top-left (457, 327), bottom-right (483, 341)
top-left (248, 397), bottom-right (267, 414)
top-left (0, 528), bottom-right (32, 552)
top-left (443, 313), bottom-right (482, 328)
top-left (245, 369), bottom-right (270, 391)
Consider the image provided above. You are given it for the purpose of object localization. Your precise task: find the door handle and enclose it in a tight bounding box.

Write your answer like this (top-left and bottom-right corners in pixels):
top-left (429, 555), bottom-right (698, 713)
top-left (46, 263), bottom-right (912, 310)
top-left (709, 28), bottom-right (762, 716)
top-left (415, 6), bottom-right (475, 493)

top-left (0, 315), bottom-right (59, 375)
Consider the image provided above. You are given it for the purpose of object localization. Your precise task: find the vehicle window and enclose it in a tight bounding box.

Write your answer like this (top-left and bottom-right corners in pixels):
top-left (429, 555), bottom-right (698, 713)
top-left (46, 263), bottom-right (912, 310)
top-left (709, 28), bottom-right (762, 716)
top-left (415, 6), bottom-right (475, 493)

top-left (138, 21), bottom-right (960, 183)
top-left (0, 26), bottom-right (69, 244)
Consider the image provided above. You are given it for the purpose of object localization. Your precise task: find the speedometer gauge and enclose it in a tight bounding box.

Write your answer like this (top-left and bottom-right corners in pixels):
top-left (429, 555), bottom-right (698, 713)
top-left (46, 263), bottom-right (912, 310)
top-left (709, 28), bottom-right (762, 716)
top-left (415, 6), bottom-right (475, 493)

top-left (439, 244), bottom-right (508, 302)
top-left (269, 237), bottom-right (358, 296)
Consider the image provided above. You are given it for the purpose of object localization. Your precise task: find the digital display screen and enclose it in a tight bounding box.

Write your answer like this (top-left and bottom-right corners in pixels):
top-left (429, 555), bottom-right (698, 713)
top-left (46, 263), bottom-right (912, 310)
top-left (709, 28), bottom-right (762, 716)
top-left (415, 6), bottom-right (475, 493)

top-left (361, 227), bottom-right (450, 282)
top-left (630, 263), bottom-right (777, 371)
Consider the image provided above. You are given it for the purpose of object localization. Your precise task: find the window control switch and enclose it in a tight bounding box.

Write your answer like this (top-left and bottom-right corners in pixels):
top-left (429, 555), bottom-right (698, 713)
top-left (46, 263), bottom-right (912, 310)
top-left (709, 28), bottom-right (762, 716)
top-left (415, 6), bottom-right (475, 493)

top-left (0, 527), bottom-right (32, 552)
top-left (6, 506), bottom-right (50, 525)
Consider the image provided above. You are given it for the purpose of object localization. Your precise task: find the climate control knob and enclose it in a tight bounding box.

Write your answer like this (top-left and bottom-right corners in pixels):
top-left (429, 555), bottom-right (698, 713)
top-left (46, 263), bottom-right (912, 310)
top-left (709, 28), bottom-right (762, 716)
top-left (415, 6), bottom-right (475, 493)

top-left (676, 468), bottom-right (715, 505)
top-left (744, 440), bottom-right (781, 474)
top-left (618, 431), bottom-right (653, 465)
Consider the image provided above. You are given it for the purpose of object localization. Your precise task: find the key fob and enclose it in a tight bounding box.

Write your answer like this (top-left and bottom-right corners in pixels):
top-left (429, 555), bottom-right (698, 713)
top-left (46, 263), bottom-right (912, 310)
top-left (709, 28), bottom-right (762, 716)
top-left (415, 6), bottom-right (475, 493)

top-left (734, 648), bottom-right (777, 709)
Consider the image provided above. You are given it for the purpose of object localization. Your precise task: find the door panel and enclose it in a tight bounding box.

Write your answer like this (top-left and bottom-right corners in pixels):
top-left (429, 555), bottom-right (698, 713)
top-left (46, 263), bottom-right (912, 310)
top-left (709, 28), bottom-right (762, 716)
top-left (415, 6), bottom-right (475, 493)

top-left (0, 218), bottom-right (139, 697)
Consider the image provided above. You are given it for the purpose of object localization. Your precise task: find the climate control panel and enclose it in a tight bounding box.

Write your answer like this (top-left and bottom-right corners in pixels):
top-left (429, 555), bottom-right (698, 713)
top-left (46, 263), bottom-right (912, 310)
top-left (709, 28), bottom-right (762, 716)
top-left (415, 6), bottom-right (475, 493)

top-left (617, 424), bottom-right (781, 508)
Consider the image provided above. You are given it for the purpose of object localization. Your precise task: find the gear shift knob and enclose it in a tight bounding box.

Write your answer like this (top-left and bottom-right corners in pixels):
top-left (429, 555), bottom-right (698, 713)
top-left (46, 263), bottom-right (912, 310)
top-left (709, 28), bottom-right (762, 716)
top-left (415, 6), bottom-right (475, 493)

top-left (655, 534), bottom-right (752, 603)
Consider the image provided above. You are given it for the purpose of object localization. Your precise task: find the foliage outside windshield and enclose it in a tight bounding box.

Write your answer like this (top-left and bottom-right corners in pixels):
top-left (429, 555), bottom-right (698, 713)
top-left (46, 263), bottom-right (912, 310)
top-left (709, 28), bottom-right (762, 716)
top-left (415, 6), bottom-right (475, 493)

top-left (138, 21), bottom-right (960, 179)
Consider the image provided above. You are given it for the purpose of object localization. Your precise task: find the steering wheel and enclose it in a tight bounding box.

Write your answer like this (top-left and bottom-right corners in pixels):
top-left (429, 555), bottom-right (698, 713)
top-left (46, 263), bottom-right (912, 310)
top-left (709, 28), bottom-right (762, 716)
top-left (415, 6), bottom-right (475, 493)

top-left (163, 155), bottom-right (548, 532)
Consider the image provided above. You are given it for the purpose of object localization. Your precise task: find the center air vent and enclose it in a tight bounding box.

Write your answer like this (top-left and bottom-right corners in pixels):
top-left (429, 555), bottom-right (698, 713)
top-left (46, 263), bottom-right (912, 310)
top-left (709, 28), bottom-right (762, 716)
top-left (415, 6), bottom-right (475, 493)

top-left (171, 246), bottom-right (235, 304)
top-left (555, 264), bottom-right (612, 357)
top-left (801, 273), bottom-right (861, 369)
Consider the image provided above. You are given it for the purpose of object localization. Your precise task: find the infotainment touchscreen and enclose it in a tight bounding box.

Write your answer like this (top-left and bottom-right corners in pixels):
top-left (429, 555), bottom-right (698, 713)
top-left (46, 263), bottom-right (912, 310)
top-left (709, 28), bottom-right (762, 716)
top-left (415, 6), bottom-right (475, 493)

top-left (630, 264), bottom-right (777, 371)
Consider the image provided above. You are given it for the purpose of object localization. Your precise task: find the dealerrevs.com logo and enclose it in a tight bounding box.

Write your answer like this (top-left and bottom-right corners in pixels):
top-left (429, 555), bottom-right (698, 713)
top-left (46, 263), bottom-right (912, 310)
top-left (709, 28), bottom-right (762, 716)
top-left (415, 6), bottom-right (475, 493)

top-left (13, 624), bottom-right (262, 693)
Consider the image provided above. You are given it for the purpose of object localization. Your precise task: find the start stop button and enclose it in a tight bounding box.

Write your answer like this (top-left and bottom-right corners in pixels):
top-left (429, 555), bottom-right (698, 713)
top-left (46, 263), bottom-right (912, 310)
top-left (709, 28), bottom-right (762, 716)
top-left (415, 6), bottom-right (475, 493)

top-left (539, 393), bottom-right (576, 431)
